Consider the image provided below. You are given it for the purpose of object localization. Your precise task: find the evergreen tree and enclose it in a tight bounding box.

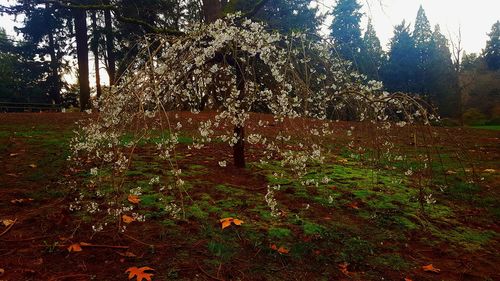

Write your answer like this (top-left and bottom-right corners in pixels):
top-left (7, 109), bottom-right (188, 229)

top-left (413, 5), bottom-right (433, 94)
top-left (428, 25), bottom-right (456, 116)
top-left (228, 0), bottom-right (321, 33)
top-left (360, 19), bottom-right (385, 80)
top-left (382, 21), bottom-right (416, 92)
top-left (484, 20), bottom-right (500, 71)
top-left (329, 0), bottom-right (363, 65)
top-left (5, 1), bottom-right (71, 104)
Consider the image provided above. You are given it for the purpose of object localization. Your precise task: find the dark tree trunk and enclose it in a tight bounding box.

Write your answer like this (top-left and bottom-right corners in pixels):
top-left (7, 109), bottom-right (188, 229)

top-left (91, 11), bottom-right (102, 99)
top-left (46, 4), bottom-right (61, 104)
top-left (103, 0), bottom-right (116, 85)
top-left (233, 59), bottom-right (246, 168)
top-left (202, 0), bottom-right (222, 23)
top-left (74, 8), bottom-right (91, 111)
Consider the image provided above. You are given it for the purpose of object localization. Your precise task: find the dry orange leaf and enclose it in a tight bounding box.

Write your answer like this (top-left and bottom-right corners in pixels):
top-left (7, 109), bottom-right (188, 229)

top-left (128, 195), bottom-right (141, 204)
top-left (404, 277), bottom-right (413, 281)
top-left (125, 266), bottom-right (154, 281)
top-left (339, 262), bottom-right (350, 275)
top-left (1, 219), bottom-right (15, 227)
top-left (422, 264), bottom-right (441, 273)
top-left (270, 244), bottom-right (289, 254)
top-left (347, 202), bottom-right (359, 209)
top-left (277, 246), bottom-right (289, 254)
top-left (79, 242), bottom-right (92, 246)
top-left (122, 215), bottom-right (135, 224)
top-left (118, 251), bottom-right (137, 258)
top-left (67, 243), bottom-right (82, 252)
top-left (219, 217), bottom-right (244, 229)
top-left (11, 198), bottom-right (34, 204)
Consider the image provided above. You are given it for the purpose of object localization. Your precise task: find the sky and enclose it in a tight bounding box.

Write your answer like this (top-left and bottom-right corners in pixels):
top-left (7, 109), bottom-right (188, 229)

top-left (317, 0), bottom-right (500, 54)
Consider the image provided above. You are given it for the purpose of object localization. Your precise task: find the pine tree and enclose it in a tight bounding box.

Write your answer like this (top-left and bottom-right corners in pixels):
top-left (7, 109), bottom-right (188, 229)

top-left (484, 20), bottom-right (500, 71)
top-left (329, 0), bottom-right (363, 64)
top-left (428, 25), bottom-right (456, 116)
top-left (413, 5), bottom-right (433, 94)
top-left (235, 0), bottom-right (320, 33)
top-left (360, 19), bottom-right (385, 80)
top-left (382, 21), bottom-right (417, 93)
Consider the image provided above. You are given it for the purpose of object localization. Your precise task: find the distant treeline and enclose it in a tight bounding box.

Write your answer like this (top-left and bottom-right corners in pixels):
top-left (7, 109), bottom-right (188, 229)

top-left (0, 0), bottom-right (498, 124)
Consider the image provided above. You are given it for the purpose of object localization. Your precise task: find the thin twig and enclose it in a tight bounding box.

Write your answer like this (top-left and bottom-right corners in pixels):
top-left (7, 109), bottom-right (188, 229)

top-left (197, 263), bottom-right (225, 281)
top-left (0, 234), bottom-right (56, 242)
top-left (49, 274), bottom-right (92, 281)
top-left (119, 232), bottom-right (155, 247)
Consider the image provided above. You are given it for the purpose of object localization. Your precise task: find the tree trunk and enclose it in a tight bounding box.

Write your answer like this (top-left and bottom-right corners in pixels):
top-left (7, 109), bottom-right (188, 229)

top-left (233, 59), bottom-right (246, 168)
top-left (46, 3), bottom-right (61, 104)
top-left (74, 8), bottom-right (91, 111)
top-left (91, 11), bottom-right (102, 99)
top-left (103, 0), bottom-right (116, 85)
top-left (202, 0), bottom-right (222, 23)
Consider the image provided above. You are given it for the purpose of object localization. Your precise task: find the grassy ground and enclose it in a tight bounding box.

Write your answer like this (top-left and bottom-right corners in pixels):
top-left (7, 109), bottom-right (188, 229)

top-left (471, 125), bottom-right (500, 131)
top-left (0, 113), bottom-right (499, 281)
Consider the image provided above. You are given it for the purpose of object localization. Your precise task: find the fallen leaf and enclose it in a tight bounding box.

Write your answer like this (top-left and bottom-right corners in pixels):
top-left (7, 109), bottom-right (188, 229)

top-left (1, 219), bottom-right (15, 227)
top-left (29, 164), bottom-right (37, 168)
top-left (347, 202), bottom-right (359, 209)
top-left (122, 215), bottom-right (135, 224)
top-left (11, 198), bottom-right (34, 204)
top-left (232, 218), bottom-right (244, 225)
top-left (9, 153), bottom-right (19, 157)
top-left (277, 246), bottom-right (289, 254)
top-left (339, 262), bottom-right (350, 275)
top-left (118, 251), bottom-right (137, 257)
top-left (404, 277), bottom-right (413, 281)
top-left (221, 219), bottom-right (232, 229)
top-left (484, 168), bottom-right (495, 173)
top-left (422, 264), bottom-right (440, 273)
top-left (219, 217), bottom-right (244, 229)
top-left (270, 244), bottom-right (289, 254)
top-left (68, 243), bottom-right (82, 252)
top-left (79, 242), bottom-right (92, 246)
top-left (128, 195), bottom-right (141, 204)
top-left (7, 173), bottom-right (18, 177)
top-left (125, 266), bottom-right (154, 281)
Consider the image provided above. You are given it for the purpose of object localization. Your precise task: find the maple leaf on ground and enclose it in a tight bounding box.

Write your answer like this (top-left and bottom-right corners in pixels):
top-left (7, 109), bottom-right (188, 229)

top-left (277, 246), bottom-right (289, 254)
top-left (125, 266), bottom-right (154, 281)
top-left (122, 215), bottom-right (136, 224)
top-left (118, 251), bottom-right (137, 257)
top-left (10, 198), bottom-right (34, 204)
top-left (338, 262), bottom-right (350, 275)
top-left (68, 243), bottom-right (82, 252)
top-left (232, 218), bottom-right (243, 225)
top-left (128, 195), bottom-right (141, 204)
top-left (219, 217), bottom-right (244, 229)
top-left (270, 244), bottom-right (289, 254)
top-left (347, 202), bottom-right (359, 209)
top-left (1, 219), bottom-right (15, 227)
top-left (422, 264), bottom-right (441, 273)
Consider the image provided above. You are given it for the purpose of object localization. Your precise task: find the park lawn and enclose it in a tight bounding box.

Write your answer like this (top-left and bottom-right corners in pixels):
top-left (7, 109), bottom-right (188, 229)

top-left (0, 112), bottom-right (499, 281)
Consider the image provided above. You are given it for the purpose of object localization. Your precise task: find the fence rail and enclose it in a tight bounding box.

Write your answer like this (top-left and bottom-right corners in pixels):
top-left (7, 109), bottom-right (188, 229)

top-left (0, 102), bottom-right (62, 112)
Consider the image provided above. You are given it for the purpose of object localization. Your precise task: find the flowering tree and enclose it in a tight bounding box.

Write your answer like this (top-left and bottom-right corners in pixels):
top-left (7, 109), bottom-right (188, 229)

top-left (71, 14), bottom-right (434, 230)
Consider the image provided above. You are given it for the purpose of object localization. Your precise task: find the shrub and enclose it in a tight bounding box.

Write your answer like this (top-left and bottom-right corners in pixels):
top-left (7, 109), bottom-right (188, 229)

top-left (463, 108), bottom-right (487, 126)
